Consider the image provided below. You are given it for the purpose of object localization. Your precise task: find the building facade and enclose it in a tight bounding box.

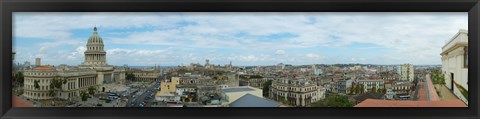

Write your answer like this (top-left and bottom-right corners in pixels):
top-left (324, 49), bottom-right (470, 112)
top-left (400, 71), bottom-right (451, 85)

top-left (333, 79), bottom-right (352, 94)
top-left (23, 66), bottom-right (98, 100)
top-left (22, 27), bottom-right (126, 101)
top-left (400, 64), bottom-right (414, 82)
top-left (441, 29), bottom-right (468, 104)
top-left (356, 79), bottom-right (385, 93)
top-left (269, 78), bottom-right (326, 107)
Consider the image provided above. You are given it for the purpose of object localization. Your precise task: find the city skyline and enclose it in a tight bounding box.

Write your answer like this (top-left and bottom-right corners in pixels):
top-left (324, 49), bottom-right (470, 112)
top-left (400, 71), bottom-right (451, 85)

top-left (13, 12), bottom-right (467, 66)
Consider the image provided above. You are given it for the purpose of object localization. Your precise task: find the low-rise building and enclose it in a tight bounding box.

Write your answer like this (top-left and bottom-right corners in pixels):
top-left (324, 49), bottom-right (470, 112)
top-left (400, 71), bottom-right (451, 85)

top-left (356, 79), bottom-right (385, 93)
top-left (269, 78), bottom-right (326, 107)
top-left (155, 77), bottom-right (181, 102)
top-left (333, 79), bottom-right (352, 94)
top-left (223, 86), bottom-right (262, 104)
top-left (23, 66), bottom-right (98, 100)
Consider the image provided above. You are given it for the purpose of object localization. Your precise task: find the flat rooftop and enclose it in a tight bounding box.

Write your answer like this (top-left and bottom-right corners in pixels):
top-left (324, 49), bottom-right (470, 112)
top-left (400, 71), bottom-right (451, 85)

top-left (223, 87), bottom-right (255, 93)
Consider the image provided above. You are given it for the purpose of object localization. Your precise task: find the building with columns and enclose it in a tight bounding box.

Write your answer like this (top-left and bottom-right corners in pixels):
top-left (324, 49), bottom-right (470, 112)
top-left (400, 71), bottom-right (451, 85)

top-left (23, 27), bottom-right (126, 100)
top-left (441, 29), bottom-right (468, 104)
top-left (269, 78), bottom-right (326, 107)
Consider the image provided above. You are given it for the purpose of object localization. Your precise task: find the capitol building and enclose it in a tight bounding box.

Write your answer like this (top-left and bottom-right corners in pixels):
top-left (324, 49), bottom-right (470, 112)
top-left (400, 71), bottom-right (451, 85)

top-left (23, 27), bottom-right (126, 100)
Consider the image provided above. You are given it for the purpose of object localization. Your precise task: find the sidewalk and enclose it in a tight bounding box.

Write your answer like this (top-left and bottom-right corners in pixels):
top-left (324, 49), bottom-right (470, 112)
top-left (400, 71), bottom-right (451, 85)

top-left (12, 95), bottom-right (33, 107)
top-left (417, 74), bottom-right (439, 101)
top-left (435, 84), bottom-right (459, 101)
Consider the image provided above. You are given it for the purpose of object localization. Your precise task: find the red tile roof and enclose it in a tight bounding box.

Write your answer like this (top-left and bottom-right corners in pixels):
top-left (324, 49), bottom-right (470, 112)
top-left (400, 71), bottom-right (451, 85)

top-left (355, 99), bottom-right (467, 107)
top-left (34, 66), bottom-right (54, 70)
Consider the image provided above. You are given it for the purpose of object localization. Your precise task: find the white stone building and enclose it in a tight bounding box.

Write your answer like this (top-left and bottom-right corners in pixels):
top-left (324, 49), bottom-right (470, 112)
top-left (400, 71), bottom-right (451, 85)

top-left (441, 29), bottom-right (468, 104)
top-left (269, 78), bottom-right (326, 107)
top-left (356, 79), bottom-right (385, 93)
top-left (22, 27), bottom-right (126, 101)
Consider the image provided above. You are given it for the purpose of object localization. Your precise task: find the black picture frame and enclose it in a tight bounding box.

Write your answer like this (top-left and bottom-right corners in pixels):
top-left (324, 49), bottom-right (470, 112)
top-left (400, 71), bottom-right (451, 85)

top-left (1, 0), bottom-right (479, 119)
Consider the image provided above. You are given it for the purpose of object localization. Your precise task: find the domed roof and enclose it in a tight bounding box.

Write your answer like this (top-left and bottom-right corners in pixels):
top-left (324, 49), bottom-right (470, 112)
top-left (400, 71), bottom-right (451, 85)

top-left (87, 27), bottom-right (104, 44)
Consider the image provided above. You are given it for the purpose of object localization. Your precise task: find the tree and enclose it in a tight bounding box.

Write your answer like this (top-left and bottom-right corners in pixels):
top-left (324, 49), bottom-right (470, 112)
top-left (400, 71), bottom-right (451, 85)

top-left (34, 80), bottom-right (40, 89)
top-left (126, 72), bottom-right (136, 81)
top-left (358, 84), bottom-right (365, 94)
top-left (80, 90), bottom-right (89, 101)
top-left (311, 94), bottom-right (354, 107)
top-left (349, 84), bottom-right (356, 95)
top-left (371, 86), bottom-right (377, 93)
top-left (377, 88), bottom-right (386, 94)
top-left (279, 98), bottom-right (291, 106)
top-left (48, 77), bottom-right (67, 106)
top-left (88, 86), bottom-right (96, 96)
top-left (262, 80), bottom-right (273, 97)
top-left (13, 72), bottom-right (24, 87)
top-left (354, 85), bottom-right (361, 94)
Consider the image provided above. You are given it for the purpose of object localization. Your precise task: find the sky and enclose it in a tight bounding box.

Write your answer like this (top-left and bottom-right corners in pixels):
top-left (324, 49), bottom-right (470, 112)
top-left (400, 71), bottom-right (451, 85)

top-left (13, 12), bottom-right (468, 66)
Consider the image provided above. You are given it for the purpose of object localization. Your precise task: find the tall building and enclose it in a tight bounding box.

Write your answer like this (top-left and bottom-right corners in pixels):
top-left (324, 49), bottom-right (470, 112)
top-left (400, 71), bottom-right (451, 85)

top-left (35, 58), bottom-right (41, 67)
top-left (440, 29), bottom-right (468, 104)
top-left (400, 64), bottom-right (414, 82)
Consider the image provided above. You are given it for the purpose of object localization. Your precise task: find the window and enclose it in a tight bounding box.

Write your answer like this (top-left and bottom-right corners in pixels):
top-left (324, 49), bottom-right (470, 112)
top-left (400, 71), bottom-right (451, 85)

top-left (464, 46), bottom-right (468, 68)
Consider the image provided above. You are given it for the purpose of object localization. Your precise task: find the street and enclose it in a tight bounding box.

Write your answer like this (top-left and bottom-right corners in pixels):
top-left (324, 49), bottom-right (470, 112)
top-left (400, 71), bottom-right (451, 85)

top-left (125, 81), bottom-right (159, 107)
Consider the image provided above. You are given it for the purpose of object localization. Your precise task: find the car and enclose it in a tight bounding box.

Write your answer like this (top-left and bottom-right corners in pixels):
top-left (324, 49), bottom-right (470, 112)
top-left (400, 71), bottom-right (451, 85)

top-left (139, 103), bottom-right (145, 107)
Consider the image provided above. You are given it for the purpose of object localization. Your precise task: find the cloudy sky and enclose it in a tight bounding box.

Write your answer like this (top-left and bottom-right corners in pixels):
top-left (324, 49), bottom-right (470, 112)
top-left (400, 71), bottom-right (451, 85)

top-left (13, 12), bottom-right (467, 66)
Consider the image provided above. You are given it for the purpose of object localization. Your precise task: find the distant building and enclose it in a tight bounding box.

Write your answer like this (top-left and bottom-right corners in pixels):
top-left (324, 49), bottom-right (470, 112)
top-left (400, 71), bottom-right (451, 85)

top-left (333, 79), bottom-right (352, 94)
top-left (391, 81), bottom-right (413, 97)
top-left (239, 77), bottom-right (274, 89)
top-left (269, 78), bottom-right (326, 107)
top-left (441, 29), bottom-right (468, 104)
top-left (35, 58), bottom-right (41, 67)
top-left (356, 79), bottom-right (385, 93)
top-left (131, 68), bottom-right (161, 81)
top-left (400, 64), bottom-right (414, 82)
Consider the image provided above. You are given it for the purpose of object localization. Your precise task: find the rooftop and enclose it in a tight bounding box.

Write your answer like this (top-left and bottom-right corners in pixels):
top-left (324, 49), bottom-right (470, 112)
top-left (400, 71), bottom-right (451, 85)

top-left (223, 87), bottom-right (255, 93)
top-left (34, 66), bottom-right (54, 70)
top-left (355, 99), bottom-right (467, 107)
top-left (229, 94), bottom-right (280, 107)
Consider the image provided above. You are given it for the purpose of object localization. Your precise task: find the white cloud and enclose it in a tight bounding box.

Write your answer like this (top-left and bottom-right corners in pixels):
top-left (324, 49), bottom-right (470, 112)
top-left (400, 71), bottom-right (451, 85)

top-left (13, 12), bottom-right (468, 65)
top-left (275, 50), bottom-right (286, 55)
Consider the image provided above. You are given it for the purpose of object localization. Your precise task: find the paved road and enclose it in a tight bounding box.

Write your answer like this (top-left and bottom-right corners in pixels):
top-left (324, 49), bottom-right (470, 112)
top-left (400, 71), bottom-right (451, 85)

top-left (126, 81), bottom-right (159, 107)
